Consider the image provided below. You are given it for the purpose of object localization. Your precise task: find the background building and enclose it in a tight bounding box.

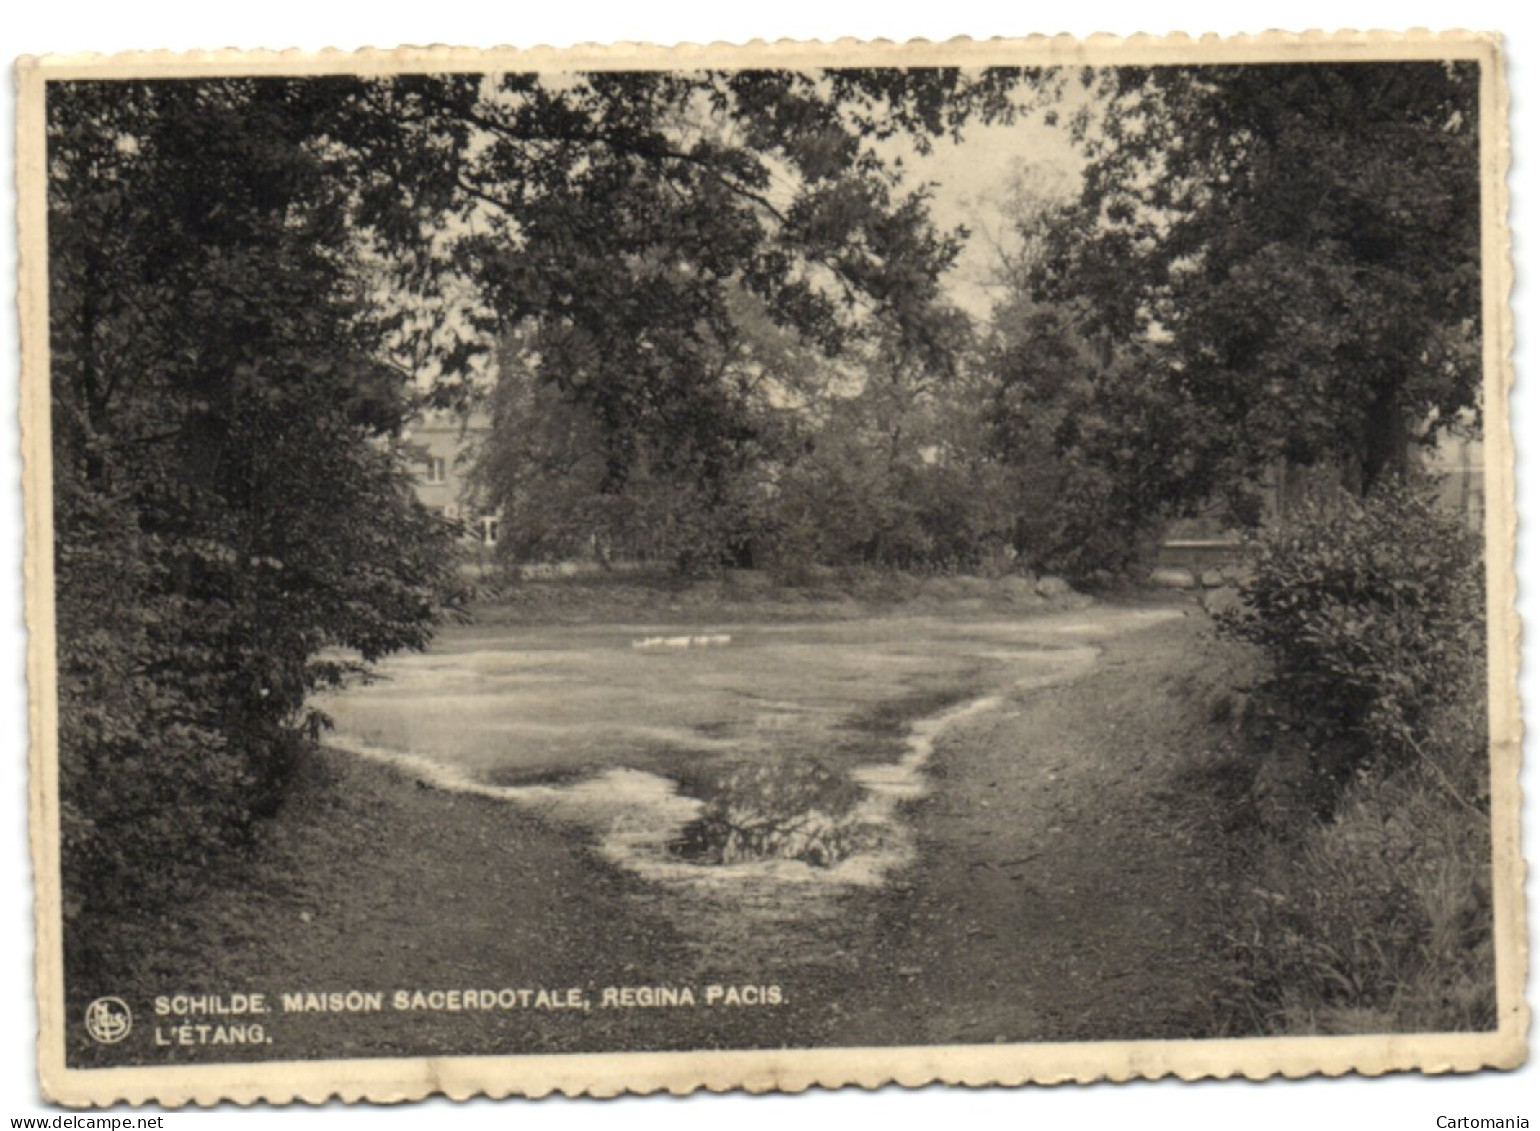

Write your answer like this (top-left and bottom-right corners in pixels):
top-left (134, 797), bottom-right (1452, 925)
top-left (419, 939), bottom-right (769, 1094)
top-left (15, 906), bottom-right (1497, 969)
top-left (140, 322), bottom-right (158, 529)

top-left (402, 410), bottom-right (500, 551)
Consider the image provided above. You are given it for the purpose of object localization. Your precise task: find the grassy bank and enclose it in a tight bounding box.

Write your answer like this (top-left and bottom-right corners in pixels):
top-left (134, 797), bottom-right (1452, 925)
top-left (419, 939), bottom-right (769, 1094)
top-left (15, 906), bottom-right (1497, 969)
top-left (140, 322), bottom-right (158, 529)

top-left (824, 609), bottom-right (1256, 1046)
top-left (64, 744), bottom-right (839, 1067)
top-left (461, 567), bottom-right (1092, 627)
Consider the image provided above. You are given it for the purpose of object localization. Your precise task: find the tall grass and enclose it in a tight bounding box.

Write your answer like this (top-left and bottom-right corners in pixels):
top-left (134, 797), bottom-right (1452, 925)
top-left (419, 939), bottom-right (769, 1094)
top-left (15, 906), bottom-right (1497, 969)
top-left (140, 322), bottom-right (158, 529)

top-left (1221, 757), bottom-right (1494, 1034)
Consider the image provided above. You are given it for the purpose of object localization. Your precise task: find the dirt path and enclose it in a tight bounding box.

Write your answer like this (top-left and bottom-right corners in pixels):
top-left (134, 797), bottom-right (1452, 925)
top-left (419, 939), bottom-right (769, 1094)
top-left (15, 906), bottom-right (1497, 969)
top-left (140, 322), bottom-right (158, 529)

top-left (828, 610), bottom-right (1236, 1046)
top-left (70, 601), bottom-right (1240, 1066)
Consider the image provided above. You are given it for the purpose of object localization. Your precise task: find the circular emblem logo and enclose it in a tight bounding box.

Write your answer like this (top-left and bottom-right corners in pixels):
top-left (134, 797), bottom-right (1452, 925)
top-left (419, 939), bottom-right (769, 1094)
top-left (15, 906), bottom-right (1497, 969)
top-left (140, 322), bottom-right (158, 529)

top-left (84, 996), bottom-right (132, 1044)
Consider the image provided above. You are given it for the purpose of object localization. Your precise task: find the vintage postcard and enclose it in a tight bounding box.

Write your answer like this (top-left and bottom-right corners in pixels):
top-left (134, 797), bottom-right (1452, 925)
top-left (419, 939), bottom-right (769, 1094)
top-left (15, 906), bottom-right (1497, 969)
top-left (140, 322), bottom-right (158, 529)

top-left (18, 30), bottom-right (1525, 1106)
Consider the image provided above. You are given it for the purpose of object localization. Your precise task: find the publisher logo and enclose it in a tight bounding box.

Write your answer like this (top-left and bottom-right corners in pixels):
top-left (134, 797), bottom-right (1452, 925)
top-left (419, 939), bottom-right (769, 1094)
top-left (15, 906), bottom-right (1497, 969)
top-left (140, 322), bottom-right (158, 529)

top-left (84, 996), bottom-right (132, 1044)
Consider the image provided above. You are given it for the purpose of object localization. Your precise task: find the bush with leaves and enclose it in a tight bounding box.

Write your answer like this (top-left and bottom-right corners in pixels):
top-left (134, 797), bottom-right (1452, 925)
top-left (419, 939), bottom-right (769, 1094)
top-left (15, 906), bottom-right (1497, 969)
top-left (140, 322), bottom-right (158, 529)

top-left (671, 758), bottom-right (876, 868)
top-left (1219, 477), bottom-right (1484, 794)
top-left (1202, 477), bottom-right (1492, 1035)
top-left (48, 81), bottom-right (465, 956)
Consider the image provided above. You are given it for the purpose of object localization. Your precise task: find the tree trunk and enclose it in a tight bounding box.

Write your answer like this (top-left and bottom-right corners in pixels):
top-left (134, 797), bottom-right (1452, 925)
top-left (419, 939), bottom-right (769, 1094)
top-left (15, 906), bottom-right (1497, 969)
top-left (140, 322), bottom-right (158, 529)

top-left (1359, 388), bottom-right (1409, 495)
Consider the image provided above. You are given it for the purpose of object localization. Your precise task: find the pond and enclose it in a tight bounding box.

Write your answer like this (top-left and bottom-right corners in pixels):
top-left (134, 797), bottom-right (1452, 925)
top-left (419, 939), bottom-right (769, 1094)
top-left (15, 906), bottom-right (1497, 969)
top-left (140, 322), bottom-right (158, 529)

top-left (318, 607), bottom-right (1178, 966)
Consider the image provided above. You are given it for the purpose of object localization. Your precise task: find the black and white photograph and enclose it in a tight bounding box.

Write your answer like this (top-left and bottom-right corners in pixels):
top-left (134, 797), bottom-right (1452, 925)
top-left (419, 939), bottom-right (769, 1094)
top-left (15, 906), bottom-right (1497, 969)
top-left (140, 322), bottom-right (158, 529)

top-left (13, 29), bottom-right (1525, 1107)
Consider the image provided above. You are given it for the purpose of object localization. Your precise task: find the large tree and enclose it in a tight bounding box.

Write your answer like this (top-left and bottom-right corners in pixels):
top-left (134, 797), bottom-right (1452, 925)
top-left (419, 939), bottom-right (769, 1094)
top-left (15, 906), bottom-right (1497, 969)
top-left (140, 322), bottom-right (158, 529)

top-left (1024, 62), bottom-right (1482, 516)
top-left (48, 79), bottom-right (464, 931)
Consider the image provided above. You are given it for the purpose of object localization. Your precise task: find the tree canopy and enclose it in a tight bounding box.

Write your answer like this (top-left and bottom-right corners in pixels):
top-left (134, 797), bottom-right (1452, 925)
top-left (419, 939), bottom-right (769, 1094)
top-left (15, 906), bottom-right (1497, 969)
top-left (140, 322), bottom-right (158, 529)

top-left (48, 79), bottom-right (471, 932)
top-left (350, 70), bottom-right (1027, 562)
top-left (1022, 62), bottom-right (1482, 514)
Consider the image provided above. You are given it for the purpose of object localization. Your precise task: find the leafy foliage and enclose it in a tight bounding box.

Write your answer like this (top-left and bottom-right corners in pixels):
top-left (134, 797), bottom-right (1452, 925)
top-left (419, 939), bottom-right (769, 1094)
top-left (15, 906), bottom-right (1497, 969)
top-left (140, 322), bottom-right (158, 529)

top-left (672, 758), bottom-right (875, 868)
top-left (483, 302), bottom-right (1020, 576)
top-left (1218, 478), bottom-right (1485, 789)
top-left (1186, 487), bottom-right (1492, 1037)
top-left (1019, 63), bottom-right (1481, 531)
top-left (411, 69), bottom-right (1028, 570)
top-left (981, 292), bottom-right (1171, 581)
top-left (48, 80), bottom-right (464, 935)
top-left (1221, 761), bottom-right (1494, 1035)
top-left (768, 321), bottom-right (1021, 573)
top-left (1213, 621), bottom-right (1493, 1035)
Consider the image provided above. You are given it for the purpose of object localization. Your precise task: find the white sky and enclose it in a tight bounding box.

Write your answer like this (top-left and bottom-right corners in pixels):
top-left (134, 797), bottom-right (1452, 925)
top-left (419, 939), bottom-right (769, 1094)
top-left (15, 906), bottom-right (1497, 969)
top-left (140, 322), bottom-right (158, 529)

top-left (907, 114), bottom-right (1086, 319)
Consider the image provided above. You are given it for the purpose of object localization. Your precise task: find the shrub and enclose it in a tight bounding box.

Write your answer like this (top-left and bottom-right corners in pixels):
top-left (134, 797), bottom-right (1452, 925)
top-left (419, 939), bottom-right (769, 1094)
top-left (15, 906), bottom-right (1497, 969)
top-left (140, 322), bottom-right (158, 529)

top-left (1209, 475), bottom-right (1494, 1034)
top-left (1219, 477), bottom-right (1484, 792)
top-left (1024, 460), bottom-right (1165, 584)
top-left (671, 758), bottom-right (876, 867)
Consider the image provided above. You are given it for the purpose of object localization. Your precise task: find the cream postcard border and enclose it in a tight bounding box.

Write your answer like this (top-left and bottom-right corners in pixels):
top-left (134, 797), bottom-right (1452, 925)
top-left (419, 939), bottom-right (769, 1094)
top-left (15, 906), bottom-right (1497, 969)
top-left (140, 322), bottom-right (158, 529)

top-left (16, 30), bottom-right (1526, 1106)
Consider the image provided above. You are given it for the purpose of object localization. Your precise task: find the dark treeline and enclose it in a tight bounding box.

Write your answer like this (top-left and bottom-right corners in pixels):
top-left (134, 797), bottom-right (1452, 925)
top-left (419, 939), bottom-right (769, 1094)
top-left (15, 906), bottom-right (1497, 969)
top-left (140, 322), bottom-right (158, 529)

top-left (476, 62), bottom-right (1482, 581)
